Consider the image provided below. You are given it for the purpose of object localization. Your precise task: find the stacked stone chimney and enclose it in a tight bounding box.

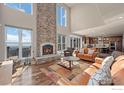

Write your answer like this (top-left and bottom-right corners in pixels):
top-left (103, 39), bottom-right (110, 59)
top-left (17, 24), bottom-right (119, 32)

top-left (36, 3), bottom-right (56, 57)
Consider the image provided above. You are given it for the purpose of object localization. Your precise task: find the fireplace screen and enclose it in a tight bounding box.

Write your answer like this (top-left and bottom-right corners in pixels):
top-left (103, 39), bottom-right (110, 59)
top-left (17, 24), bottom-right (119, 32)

top-left (42, 44), bottom-right (53, 55)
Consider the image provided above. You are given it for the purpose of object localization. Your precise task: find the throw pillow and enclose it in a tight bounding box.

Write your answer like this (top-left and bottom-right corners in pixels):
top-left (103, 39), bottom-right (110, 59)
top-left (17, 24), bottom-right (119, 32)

top-left (101, 56), bottom-right (114, 69)
top-left (88, 67), bottom-right (112, 85)
top-left (111, 51), bottom-right (124, 60)
top-left (111, 51), bottom-right (124, 59)
top-left (88, 49), bottom-right (94, 55)
top-left (79, 49), bottom-right (84, 54)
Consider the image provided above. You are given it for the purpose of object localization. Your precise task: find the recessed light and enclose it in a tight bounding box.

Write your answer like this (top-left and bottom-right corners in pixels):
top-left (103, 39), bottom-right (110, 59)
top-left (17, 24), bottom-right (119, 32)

top-left (119, 17), bottom-right (123, 19)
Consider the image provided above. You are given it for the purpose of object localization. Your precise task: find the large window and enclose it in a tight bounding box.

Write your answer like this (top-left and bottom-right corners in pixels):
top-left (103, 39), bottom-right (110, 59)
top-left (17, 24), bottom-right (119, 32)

top-left (70, 37), bottom-right (81, 49)
top-left (57, 6), bottom-right (67, 27)
top-left (57, 35), bottom-right (66, 51)
top-left (5, 26), bottom-right (32, 59)
top-left (5, 3), bottom-right (32, 14)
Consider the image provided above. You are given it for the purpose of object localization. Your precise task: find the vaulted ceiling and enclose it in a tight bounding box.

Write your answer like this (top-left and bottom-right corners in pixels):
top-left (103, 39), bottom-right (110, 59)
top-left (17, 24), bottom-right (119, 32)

top-left (66, 3), bottom-right (124, 37)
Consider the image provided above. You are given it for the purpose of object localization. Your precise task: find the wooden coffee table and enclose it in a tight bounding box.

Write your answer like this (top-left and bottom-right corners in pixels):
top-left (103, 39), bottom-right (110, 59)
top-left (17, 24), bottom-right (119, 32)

top-left (58, 56), bottom-right (80, 70)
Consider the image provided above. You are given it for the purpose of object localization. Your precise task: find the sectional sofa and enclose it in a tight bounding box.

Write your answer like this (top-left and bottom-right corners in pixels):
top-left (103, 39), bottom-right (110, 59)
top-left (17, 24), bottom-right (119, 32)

top-left (57, 55), bottom-right (124, 85)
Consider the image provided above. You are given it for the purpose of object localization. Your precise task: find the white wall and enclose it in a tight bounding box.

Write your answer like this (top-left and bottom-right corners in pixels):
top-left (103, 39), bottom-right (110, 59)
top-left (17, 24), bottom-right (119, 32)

top-left (71, 4), bottom-right (104, 32)
top-left (0, 4), bottom-right (37, 60)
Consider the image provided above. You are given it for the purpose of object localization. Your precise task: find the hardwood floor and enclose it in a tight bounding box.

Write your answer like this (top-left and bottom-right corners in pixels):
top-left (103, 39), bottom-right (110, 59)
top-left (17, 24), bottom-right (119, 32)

top-left (12, 60), bottom-right (92, 85)
top-left (12, 61), bottom-right (56, 85)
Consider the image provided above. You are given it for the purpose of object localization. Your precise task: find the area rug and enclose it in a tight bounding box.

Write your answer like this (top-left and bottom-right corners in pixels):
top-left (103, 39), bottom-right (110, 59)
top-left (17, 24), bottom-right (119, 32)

top-left (40, 62), bottom-right (90, 83)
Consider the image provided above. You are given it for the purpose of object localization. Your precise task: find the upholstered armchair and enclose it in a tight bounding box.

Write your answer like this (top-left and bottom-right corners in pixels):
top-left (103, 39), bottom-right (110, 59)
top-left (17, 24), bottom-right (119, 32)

top-left (64, 48), bottom-right (75, 57)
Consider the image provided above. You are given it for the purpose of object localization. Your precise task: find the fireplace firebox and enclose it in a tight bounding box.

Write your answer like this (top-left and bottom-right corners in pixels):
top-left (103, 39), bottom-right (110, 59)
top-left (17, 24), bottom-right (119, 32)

top-left (42, 44), bottom-right (53, 55)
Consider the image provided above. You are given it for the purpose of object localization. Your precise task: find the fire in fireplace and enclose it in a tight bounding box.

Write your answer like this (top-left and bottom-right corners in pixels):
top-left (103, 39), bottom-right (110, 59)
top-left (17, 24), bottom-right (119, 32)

top-left (42, 44), bottom-right (53, 55)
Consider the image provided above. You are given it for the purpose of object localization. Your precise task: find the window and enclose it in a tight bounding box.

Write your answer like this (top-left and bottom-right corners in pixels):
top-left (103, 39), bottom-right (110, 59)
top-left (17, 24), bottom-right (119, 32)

top-left (70, 37), bottom-right (81, 49)
top-left (22, 44), bottom-right (31, 57)
top-left (5, 26), bottom-right (19, 58)
top-left (57, 35), bottom-right (66, 51)
top-left (58, 35), bottom-right (61, 51)
top-left (57, 6), bottom-right (67, 27)
top-left (5, 26), bottom-right (32, 59)
top-left (22, 30), bottom-right (31, 43)
top-left (22, 30), bottom-right (32, 57)
top-left (5, 3), bottom-right (32, 14)
top-left (62, 36), bottom-right (65, 49)
top-left (6, 43), bottom-right (19, 58)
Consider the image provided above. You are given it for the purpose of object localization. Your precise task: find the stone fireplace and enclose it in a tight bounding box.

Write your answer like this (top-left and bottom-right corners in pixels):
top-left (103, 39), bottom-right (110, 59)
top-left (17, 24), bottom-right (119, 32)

top-left (36, 3), bottom-right (57, 57)
top-left (40, 43), bottom-right (55, 56)
top-left (43, 45), bottom-right (53, 55)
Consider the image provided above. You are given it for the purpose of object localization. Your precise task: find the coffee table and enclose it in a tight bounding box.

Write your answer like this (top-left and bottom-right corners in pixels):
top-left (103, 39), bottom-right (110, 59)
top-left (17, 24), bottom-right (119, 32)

top-left (58, 56), bottom-right (80, 70)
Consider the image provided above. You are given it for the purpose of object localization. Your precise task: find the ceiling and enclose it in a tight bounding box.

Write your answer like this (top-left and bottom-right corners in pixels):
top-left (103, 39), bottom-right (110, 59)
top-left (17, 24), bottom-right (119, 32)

top-left (66, 3), bottom-right (124, 37)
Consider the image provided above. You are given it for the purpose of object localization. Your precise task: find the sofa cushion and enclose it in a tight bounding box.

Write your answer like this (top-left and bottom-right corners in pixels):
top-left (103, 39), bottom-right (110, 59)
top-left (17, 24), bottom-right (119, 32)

top-left (111, 56), bottom-right (124, 76)
top-left (88, 49), bottom-right (94, 55)
top-left (71, 72), bottom-right (91, 85)
top-left (115, 55), bottom-right (124, 62)
top-left (111, 56), bottom-right (124, 85)
top-left (112, 68), bottom-right (124, 85)
top-left (83, 48), bottom-right (88, 54)
top-left (92, 63), bottom-right (101, 69)
top-left (77, 54), bottom-right (92, 59)
top-left (83, 54), bottom-right (93, 59)
top-left (95, 57), bottom-right (103, 64)
top-left (84, 66), bottom-right (98, 76)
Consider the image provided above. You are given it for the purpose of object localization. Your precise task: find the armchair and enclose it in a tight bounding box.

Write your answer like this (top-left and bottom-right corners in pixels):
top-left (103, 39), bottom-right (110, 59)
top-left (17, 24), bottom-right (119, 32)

top-left (64, 48), bottom-right (75, 57)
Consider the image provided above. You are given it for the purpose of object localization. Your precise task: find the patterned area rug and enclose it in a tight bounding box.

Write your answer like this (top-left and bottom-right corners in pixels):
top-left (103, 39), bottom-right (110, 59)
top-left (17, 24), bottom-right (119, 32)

top-left (40, 61), bottom-right (90, 83)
